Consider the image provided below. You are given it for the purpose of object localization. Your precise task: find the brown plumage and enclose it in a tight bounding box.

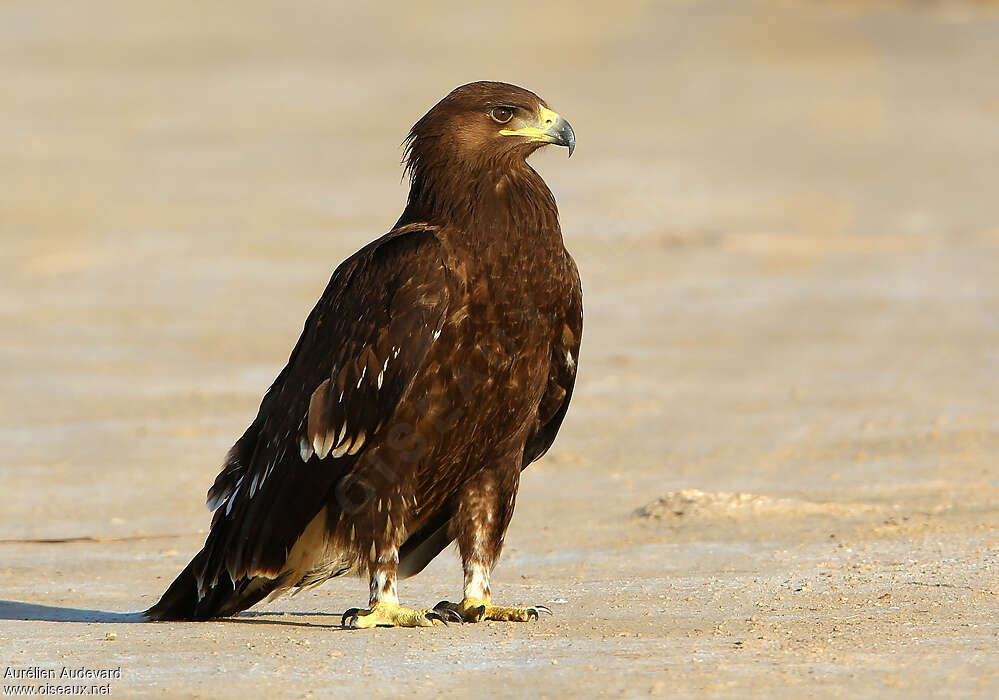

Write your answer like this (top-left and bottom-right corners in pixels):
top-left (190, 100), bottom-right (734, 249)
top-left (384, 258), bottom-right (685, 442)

top-left (146, 81), bottom-right (582, 626)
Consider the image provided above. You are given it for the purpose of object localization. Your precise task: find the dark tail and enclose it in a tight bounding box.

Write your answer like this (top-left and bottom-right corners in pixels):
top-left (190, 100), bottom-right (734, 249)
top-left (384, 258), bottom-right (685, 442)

top-left (145, 550), bottom-right (279, 621)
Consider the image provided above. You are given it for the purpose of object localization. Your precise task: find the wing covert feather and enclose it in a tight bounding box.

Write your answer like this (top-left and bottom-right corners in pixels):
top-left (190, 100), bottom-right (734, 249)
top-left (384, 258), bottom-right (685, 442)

top-left (199, 224), bottom-right (450, 588)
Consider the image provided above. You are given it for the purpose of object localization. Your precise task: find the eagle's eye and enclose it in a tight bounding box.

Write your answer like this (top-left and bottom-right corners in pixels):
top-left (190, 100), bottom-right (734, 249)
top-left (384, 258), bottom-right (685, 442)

top-left (490, 106), bottom-right (514, 124)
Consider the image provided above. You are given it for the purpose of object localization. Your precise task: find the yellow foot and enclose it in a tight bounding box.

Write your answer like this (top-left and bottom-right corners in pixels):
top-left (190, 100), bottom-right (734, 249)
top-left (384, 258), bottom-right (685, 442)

top-left (340, 601), bottom-right (460, 629)
top-left (434, 597), bottom-right (553, 623)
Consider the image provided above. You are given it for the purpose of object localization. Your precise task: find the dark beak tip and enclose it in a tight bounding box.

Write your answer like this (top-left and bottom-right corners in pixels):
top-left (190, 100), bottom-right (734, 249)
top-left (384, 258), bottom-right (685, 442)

top-left (563, 120), bottom-right (576, 158)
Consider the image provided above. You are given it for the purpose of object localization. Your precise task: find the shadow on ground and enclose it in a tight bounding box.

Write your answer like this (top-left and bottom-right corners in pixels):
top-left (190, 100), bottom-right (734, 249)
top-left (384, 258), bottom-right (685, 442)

top-left (0, 601), bottom-right (346, 629)
top-left (0, 600), bottom-right (146, 623)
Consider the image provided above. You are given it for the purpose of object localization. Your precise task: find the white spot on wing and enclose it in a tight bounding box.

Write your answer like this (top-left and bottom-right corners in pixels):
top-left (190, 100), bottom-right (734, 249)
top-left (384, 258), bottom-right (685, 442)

top-left (347, 430), bottom-right (366, 455)
top-left (331, 435), bottom-right (353, 458)
top-left (313, 432), bottom-right (329, 459)
top-left (300, 435), bottom-right (314, 462)
top-left (566, 350), bottom-right (575, 370)
top-left (224, 477), bottom-right (244, 516)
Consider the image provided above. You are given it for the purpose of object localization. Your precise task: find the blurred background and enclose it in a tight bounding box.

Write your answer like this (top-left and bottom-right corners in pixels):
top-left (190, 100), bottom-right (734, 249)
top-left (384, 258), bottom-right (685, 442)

top-left (2, 1), bottom-right (998, 694)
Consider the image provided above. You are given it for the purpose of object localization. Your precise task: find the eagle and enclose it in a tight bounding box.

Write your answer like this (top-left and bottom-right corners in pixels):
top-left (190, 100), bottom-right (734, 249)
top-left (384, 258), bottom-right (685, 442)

top-left (146, 81), bottom-right (581, 628)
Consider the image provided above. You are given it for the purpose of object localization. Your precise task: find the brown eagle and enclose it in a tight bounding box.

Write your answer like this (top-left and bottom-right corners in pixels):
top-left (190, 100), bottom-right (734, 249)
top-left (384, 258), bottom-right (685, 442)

top-left (146, 81), bottom-right (581, 627)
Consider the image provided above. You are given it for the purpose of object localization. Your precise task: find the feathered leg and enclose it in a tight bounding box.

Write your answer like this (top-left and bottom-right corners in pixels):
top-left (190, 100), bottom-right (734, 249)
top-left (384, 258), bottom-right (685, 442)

top-left (434, 464), bottom-right (551, 622)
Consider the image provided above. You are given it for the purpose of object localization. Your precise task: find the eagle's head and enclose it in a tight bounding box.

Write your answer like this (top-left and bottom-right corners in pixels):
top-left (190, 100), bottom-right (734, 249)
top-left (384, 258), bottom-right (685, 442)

top-left (404, 81), bottom-right (575, 181)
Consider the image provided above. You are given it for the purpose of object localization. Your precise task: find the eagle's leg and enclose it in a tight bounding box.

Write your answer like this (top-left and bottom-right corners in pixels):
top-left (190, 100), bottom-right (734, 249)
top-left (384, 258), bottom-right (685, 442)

top-left (434, 466), bottom-right (552, 623)
top-left (341, 546), bottom-right (456, 629)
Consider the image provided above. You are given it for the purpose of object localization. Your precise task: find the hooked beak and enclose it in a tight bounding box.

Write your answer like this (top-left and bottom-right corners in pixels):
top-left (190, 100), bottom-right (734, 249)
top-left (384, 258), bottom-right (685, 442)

top-left (500, 106), bottom-right (576, 157)
top-left (548, 112), bottom-right (576, 157)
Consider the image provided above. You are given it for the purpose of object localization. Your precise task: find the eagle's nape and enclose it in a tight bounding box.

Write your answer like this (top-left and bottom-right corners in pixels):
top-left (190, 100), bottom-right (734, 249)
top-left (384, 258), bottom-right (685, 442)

top-left (146, 81), bottom-right (582, 628)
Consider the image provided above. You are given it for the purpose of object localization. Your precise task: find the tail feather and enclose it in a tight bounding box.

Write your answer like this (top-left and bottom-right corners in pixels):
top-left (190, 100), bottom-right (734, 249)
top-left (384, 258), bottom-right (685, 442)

top-left (145, 550), bottom-right (279, 621)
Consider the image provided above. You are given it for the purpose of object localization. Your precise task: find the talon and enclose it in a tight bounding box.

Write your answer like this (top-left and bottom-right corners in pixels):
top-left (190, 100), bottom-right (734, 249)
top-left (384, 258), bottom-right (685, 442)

top-left (341, 607), bottom-right (362, 627)
top-left (535, 605), bottom-right (553, 615)
top-left (434, 600), bottom-right (475, 623)
top-left (440, 607), bottom-right (465, 624)
top-left (425, 610), bottom-right (448, 626)
top-left (527, 609), bottom-right (539, 621)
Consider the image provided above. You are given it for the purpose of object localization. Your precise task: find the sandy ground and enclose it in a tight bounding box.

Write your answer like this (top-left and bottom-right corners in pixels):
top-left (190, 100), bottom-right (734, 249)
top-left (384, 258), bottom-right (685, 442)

top-left (2, 0), bottom-right (999, 696)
